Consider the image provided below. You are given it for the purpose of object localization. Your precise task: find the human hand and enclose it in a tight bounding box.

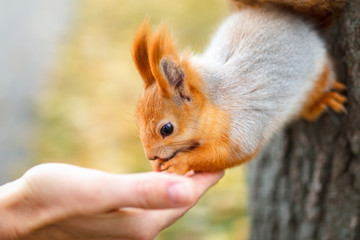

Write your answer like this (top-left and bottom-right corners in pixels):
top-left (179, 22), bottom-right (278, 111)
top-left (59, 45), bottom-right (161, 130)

top-left (0, 163), bottom-right (223, 240)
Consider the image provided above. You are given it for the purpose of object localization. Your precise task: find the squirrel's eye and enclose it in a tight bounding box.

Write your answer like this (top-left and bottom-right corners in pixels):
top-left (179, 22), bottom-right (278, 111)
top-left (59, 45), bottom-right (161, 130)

top-left (160, 123), bottom-right (174, 138)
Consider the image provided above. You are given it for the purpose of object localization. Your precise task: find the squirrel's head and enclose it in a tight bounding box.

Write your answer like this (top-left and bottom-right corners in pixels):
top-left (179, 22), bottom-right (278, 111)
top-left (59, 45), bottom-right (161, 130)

top-left (132, 20), bottom-right (207, 164)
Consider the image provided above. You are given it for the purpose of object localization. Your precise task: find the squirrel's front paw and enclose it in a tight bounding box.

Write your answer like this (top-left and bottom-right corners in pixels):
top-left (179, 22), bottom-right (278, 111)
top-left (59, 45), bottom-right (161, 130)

top-left (159, 158), bottom-right (190, 175)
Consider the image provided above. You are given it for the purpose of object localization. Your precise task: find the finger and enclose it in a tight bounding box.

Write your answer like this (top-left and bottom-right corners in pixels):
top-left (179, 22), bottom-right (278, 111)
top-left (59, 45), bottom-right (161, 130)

top-left (57, 208), bottom-right (174, 240)
top-left (55, 171), bottom-right (225, 239)
top-left (91, 171), bottom-right (224, 212)
top-left (148, 171), bottom-right (225, 231)
top-left (22, 164), bottom-right (200, 215)
top-left (151, 171), bottom-right (225, 229)
top-left (55, 209), bottom-right (151, 240)
top-left (111, 171), bottom-right (224, 210)
top-left (191, 171), bottom-right (225, 196)
top-left (22, 164), bottom-right (222, 218)
top-left (88, 172), bottom-right (199, 211)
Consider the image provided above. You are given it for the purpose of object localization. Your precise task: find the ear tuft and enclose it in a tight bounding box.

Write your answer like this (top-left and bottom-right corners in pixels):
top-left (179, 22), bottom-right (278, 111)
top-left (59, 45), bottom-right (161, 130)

top-left (160, 58), bottom-right (185, 87)
top-left (131, 19), bottom-right (155, 88)
top-left (148, 25), bottom-right (179, 96)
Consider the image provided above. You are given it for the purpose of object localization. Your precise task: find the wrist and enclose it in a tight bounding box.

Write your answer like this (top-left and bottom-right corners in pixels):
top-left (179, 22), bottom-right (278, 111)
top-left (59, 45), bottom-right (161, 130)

top-left (0, 179), bottom-right (30, 239)
top-left (0, 177), bottom-right (53, 239)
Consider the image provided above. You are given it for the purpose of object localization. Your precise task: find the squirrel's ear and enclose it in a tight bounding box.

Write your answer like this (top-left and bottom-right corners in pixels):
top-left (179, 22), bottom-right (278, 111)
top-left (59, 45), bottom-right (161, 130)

top-left (149, 25), bottom-right (179, 96)
top-left (160, 58), bottom-right (184, 87)
top-left (132, 19), bottom-right (156, 88)
top-left (160, 57), bottom-right (191, 101)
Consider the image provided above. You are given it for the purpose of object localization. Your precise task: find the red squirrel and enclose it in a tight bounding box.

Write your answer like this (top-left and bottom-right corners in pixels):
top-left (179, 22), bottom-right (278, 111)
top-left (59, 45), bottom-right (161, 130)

top-left (132, 0), bottom-right (347, 174)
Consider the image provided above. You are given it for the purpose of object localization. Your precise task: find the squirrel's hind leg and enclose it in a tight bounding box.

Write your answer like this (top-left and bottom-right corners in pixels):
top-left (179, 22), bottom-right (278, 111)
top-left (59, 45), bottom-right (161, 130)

top-left (300, 58), bottom-right (347, 121)
top-left (301, 80), bottom-right (347, 121)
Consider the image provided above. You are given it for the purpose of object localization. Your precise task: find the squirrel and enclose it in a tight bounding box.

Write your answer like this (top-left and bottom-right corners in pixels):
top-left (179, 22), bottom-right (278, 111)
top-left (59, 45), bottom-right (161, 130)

top-left (131, 0), bottom-right (347, 174)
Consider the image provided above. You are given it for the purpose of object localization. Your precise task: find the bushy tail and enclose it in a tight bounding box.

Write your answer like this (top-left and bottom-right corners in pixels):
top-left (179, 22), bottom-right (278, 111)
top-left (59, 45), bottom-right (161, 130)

top-left (229, 0), bottom-right (346, 27)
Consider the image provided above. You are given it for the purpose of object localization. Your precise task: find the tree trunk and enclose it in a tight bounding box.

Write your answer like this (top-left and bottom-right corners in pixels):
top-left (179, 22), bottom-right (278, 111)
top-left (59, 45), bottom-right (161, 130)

top-left (248, 1), bottom-right (360, 240)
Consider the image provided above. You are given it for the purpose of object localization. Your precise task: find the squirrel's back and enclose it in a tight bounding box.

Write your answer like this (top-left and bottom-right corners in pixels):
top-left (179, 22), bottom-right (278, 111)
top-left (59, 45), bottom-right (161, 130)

top-left (229, 0), bottom-right (346, 26)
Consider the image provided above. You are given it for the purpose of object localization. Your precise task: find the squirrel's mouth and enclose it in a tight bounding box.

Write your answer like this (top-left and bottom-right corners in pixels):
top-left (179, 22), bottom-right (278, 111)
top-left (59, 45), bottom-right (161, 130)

top-left (157, 141), bottom-right (201, 163)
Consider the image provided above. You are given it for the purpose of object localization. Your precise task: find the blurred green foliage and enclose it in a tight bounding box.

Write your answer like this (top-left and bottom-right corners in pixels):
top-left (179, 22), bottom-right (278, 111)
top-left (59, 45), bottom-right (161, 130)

top-left (35, 0), bottom-right (249, 239)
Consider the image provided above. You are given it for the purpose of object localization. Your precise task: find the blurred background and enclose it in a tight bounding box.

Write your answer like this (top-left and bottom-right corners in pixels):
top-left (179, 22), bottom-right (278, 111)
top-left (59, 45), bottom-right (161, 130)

top-left (0, 0), bottom-right (249, 239)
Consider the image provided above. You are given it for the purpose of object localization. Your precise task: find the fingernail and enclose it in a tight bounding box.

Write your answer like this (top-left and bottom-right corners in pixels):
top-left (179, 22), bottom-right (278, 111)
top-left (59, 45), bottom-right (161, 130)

top-left (168, 182), bottom-right (194, 204)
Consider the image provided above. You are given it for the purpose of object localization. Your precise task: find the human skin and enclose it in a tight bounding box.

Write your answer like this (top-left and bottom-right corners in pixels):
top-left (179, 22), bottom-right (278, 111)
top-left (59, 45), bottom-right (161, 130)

top-left (0, 163), bottom-right (223, 240)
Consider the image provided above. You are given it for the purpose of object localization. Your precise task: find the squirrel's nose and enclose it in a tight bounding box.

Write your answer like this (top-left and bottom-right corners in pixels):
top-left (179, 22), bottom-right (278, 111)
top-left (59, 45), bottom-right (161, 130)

top-left (146, 155), bottom-right (158, 161)
top-left (144, 148), bottom-right (158, 161)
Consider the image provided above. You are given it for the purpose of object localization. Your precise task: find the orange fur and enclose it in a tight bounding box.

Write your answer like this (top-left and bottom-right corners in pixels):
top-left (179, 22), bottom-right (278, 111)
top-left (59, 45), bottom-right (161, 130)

top-left (135, 51), bottom-right (236, 173)
top-left (180, 54), bottom-right (207, 99)
top-left (157, 132), bottom-right (263, 174)
top-left (133, 21), bottom-right (248, 174)
top-left (149, 25), bottom-right (179, 97)
top-left (301, 63), bottom-right (347, 121)
top-left (131, 19), bottom-right (155, 88)
top-left (229, 0), bottom-right (346, 26)
top-left (157, 104), bottom-right (233, 174)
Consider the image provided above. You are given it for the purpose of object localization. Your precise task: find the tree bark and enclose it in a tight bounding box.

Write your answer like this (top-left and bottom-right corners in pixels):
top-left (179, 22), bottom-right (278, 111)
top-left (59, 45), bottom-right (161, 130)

top-left (248, 1), bottom-right (360, 240)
